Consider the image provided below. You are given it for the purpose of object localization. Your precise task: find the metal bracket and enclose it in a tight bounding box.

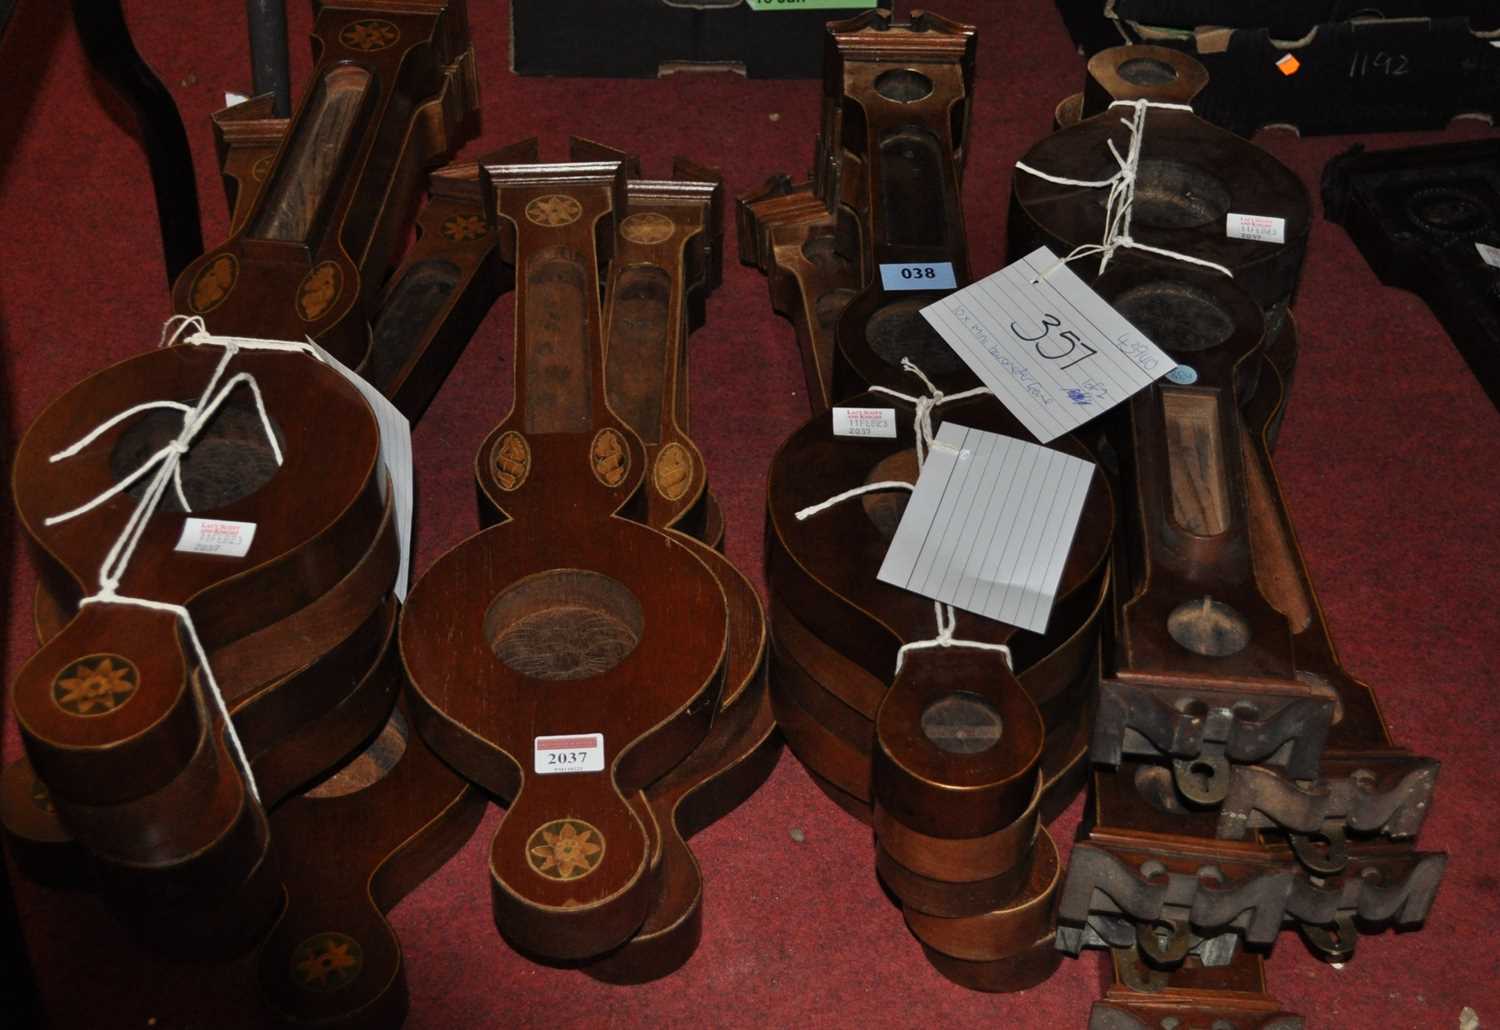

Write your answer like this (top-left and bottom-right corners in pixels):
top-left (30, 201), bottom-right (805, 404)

top-left (1216, 760), bottom-right (1439, 849)
top-left (1055, 844), bottom-right (1448, 956)
top-left (1095, 680), bottom-right (1332, 783)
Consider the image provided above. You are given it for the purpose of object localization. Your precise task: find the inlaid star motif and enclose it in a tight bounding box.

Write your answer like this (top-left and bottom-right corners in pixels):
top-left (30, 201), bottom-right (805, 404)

top-left (292, 932), bottom-right (363, 992)
top-left (525, 194), bottom-right (583, 228)
top-left (620, 212), bottom-right (674, 245)
top-left (340, 19), bottom-right (399, 52)
top-left (528, 820), bottom-right (604, 881)
top-left (442, 213), bottom-right (486, 241)
top-left (52, 656), bottom-right (137, 716)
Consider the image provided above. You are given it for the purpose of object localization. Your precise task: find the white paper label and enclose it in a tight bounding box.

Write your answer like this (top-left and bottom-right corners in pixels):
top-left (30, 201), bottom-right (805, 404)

top-left (877, 423), bottom-right (1095, 634)
top-left (1476, 242), bottom-right (1500, 269)
top-left (308, 341), bottom-right (413, 600)
top-left (533, 733), bottom-right (605, 775)
top-left (1226, 213), bottom-right (1286, 245)
top-left (175, 517), bottom-right (257, 558)
top-left (918, 247), bottom-right (1173, 443)
top-left (224, 91), bottom-right (249, 108)
top-left (880, 262), bottom-right (958, 291)
top-left (833, 407), bottom-right (898, 438)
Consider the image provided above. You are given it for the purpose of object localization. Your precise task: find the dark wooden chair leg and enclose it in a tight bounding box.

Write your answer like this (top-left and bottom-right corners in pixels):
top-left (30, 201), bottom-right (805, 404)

top-left (72, 0), bottom-right (203, 285)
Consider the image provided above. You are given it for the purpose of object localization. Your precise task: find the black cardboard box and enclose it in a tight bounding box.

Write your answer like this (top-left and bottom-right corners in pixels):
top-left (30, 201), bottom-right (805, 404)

top-left (1108, 1), bottom-right (1500, 37)
top-left (511, 0), bottom-right (873, 78)
top-left (1053, 1), bottom-right (1500, 136)
top-left (1134, 17), bottom-right (1500, 136)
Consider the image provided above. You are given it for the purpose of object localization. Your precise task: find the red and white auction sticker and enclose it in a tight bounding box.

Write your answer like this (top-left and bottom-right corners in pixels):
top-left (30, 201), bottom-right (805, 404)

top-left (1226, 213), bottom-right (1286, 245)
top-left (174, 517), bottom-right (257, 558)
top-left (533, 733), bottom-right (605, 775)
top-left (833, 407), bottom-right (898, 439)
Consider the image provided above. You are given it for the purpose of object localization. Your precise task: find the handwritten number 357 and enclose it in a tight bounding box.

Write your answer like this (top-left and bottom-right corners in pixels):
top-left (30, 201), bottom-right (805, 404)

top-left (1010, 313), bottom-right (1098, 370)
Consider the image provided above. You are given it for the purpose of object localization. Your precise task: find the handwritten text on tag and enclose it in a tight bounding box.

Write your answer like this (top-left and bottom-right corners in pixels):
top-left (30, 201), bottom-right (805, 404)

top-left (533, 733), bottom-right (605, 775)
top-left (919, 246), bottom-right (1173, 442)
top-left (175, 517), bottom-right (257, 558)
top-left (833, 407), bottom-right (898, 438)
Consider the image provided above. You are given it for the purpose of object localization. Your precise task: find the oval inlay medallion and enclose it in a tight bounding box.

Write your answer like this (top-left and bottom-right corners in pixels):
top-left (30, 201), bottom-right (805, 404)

top-left (654, 442), bottom-right (693, 501)
top-left (590, 428), bottom-right (629, 487)
top-left (525, 194), bottom-right (583, 228)
top-left (527, 819), bottom-right (605, 881)
top-left (189, 254), bottom-right (238, 314)
top-left (620, 212), bottom-right (674, 245)
top-left (52, 653), bottom-right (139, 717)
top-left (490, 431), bottom-right (530, 491)
top-left (297, 261), bottom-right (342, 322)
top-left (339, 19), bottom-right (399, 52)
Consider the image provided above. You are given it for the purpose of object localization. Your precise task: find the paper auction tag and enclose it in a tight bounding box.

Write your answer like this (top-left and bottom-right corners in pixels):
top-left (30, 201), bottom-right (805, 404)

top-left (876, 422), bottom-right (1095, 634)
top-left (1226, 212), bottom-right (1286, 244)
top-left (919, 246), bottom-right (1173, 442)
top-left (833, 407), bottom-right (897, 438)
top-left (175, 517), bottom-right (257, 558)
top-left (308, 341), bottom-right (413, 600)
top-left (1477, 242), bottom-right (1500, 269)
top-left (534, 733), bottom-right (606, 775)
top-left (880, 262), bottom-right (958, 291)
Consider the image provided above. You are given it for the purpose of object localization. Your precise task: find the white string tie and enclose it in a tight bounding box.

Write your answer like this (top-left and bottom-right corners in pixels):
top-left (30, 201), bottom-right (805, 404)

top-left (895, 601), bottom-right (1014, 674)
top-left (794, 359), bottom-right (1011, 676)
top-left (42, 317), bottom-right (323, 803)
top-left (1015, 99), bottom-right (1235, 280)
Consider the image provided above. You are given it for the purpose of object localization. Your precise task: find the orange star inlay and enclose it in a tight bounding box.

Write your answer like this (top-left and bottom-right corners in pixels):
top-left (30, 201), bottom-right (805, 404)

top-left (339, 19), bottom-right (399, 52)
top-left (52, 655), bottom-right (137, 716)
top-left (291, 932), bottom-right (363, 992)
top-left (442, 214), bottom-right (486, 241)
top-left (528, 820), bottom-right (605, 881)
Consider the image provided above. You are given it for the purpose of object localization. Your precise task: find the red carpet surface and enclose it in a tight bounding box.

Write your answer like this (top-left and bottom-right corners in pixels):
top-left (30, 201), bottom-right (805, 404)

top-left (2, 1), bottom-right (1497, 1027)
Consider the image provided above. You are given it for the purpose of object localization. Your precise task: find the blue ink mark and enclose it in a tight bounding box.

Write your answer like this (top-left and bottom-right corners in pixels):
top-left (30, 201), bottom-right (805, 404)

top-left (1065, 388), bottom-right (1091, 405)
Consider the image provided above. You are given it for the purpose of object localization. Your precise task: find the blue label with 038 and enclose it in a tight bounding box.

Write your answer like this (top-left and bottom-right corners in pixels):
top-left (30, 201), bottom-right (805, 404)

top-left (879, 262), bottom-right (957, 291)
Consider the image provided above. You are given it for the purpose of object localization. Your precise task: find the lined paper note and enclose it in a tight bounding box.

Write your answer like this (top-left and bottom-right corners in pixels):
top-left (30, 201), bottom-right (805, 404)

top-left (919, 246), bottom-right (1172, 442)
top-left (309, 340), bottom-right (413, 600)
top-left (876, 422), bottom-right (1095, 634)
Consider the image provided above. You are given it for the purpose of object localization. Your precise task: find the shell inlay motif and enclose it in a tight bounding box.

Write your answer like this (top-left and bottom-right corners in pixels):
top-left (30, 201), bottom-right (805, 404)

top-left (590, 429), bottom-right (629, 488)
top-left (297, 261), bottom-right (342, 322)
top-left (654, 442), bottom-right (693, 501)
top-left (491, 431), bottom-right (530, 491)
top-left (189, 254), bottom-right (238, 314)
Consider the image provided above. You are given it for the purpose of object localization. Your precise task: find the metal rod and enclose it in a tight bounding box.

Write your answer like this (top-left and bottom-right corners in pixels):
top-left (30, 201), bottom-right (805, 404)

top-left (245, 0), bottom-right (290, 117)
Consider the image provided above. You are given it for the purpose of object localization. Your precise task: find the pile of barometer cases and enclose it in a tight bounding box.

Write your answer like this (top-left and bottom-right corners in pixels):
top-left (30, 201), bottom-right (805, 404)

top-left (2, 5), bottom-right (1443, 1028)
